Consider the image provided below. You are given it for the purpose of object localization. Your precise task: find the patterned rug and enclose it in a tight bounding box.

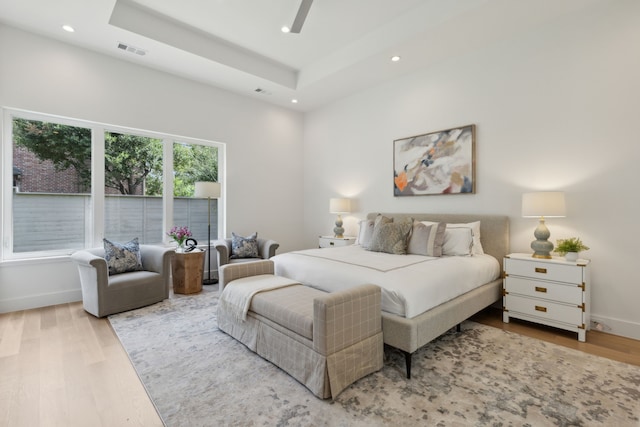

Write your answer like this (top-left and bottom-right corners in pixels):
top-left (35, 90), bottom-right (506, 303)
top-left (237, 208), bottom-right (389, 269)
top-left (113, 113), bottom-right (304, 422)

top-left (109, 286), bottom-right (640, 427)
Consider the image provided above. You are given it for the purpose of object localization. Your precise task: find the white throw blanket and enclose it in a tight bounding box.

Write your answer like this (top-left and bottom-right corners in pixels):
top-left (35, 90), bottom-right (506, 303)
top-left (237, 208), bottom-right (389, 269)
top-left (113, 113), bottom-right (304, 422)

top-left (219, 274), bottom-right (300, 321)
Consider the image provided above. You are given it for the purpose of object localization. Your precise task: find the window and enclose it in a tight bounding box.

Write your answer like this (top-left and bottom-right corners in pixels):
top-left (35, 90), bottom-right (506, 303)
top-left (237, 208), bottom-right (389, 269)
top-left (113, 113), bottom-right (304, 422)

top-left (10, 116), bottom-right (92, 254)
top-left (172, 142), bottom-right (219, 246)
top-left (1, 108), bottom-right (224, 260)
top-left (104, 131), bottom-right (164, 244)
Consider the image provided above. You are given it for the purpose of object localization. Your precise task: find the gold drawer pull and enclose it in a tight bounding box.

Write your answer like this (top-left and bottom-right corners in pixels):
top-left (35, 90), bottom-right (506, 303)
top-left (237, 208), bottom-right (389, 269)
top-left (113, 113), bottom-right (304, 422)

top-left (535, 267), bottom-right (547, 274)
top-left (535, 286), bottom-right (547, 293)
top-left (535, 305), bottom-right (547, 313)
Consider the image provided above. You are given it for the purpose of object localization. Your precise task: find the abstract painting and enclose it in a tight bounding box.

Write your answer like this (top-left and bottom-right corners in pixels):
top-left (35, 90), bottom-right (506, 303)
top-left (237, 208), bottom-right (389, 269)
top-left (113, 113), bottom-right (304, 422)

top-left (393, 124), bottom-right (475, 196)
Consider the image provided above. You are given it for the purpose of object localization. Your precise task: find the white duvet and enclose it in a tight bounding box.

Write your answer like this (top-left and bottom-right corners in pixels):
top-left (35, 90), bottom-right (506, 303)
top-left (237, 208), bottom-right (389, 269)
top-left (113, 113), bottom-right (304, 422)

top-left (272, 245), bottom-right (500, 319)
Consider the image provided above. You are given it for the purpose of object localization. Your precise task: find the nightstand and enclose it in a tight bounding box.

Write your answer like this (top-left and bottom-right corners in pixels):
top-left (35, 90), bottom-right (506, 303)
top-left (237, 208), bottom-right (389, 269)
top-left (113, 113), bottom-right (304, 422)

top-left (318, 236), bottom-right (356, 248)
top-left (503, 253), bottom-right (590, 342)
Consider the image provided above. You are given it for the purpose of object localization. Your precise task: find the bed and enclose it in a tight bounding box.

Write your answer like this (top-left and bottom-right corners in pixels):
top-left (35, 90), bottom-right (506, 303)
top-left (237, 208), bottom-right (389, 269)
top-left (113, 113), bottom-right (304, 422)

top-left (272, 213), bottom-right (509, 378)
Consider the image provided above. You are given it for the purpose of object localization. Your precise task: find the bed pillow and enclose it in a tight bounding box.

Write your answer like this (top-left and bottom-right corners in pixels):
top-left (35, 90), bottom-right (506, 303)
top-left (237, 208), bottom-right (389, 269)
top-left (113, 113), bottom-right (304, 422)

top-left (368, 218), bottom-right (413, 255)
top-left (448, 221), bottom-right (484, 255)
top-left (103, 237), bottom-right (143, 275)
top-left (356, 219), bottom-right (375, 248)
top-left (374, 214), bottom-right (393, 228)
top-left (407, 221), bottom-right (446, 257)
top-left (442, 227), bottom-right (474, 256)
top-left (422, 220), bottom-right (484, 256)
top-left (230, 232), bottom-right (259, 258)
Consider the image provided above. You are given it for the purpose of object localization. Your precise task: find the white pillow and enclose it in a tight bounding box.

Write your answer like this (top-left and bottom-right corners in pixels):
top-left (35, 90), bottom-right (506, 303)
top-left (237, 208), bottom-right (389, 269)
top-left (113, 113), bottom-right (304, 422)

top-left (421, 220), bottom-right (484, 256)
top-left (356, 219), bottom-right (375, 248)
top-left (441, 227), bottom-right (474, 256)
top-left (449, 221), bottom-right (484, 255)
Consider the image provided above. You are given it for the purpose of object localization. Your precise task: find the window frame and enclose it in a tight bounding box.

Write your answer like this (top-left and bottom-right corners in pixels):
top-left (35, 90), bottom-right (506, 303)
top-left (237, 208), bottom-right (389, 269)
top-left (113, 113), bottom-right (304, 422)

top-left (1, 107), bottom-right (225, 261)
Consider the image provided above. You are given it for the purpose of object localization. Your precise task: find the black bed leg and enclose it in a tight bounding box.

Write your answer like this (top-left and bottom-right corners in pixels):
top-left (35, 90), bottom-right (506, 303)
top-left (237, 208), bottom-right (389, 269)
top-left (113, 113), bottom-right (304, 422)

top-left (456, 323), bottom-right (461, 333)
top-left (403, 351), bottom-right (412, 379)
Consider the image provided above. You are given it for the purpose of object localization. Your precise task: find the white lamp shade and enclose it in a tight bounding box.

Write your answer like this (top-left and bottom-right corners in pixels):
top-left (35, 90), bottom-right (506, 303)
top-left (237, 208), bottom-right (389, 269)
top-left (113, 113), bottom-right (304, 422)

top-left (522, 191), bottom-right (566, 218)
top-left (194, 181), bottom-right (221, 199)
top-left (329, 198), bottom-right (351, 214)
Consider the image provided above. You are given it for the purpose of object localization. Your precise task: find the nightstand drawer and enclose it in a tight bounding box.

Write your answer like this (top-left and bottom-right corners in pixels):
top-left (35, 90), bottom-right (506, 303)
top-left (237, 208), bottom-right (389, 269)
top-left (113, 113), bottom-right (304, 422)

top-left (505, 276), bottom-right (583, 305)
top-left (505, 294), bottom-right (583, 326)
top-left (318, 236), bottom-right (356, 248)
top-left (505, 258), bottom-right (583, 284)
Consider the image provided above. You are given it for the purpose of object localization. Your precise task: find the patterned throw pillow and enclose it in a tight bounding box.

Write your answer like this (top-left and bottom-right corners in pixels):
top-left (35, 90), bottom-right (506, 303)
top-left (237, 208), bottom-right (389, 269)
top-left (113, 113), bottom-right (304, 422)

top-left (230, 232), bottom-right (259, 259)
top-left (407, 221), bottom-right (446, 257)
top-left (367, 219), bottom-right (413, 255)
top-left (103, 237), bottom-right (143, 275)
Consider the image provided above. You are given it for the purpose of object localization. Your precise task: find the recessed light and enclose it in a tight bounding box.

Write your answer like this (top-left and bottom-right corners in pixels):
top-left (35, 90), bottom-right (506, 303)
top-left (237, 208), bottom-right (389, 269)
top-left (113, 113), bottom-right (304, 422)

top-left (62, 25), bottom-right (75, 33)
top-left (281, 26), bottom-right (291, 33)
top-left (291, 99), bottom-right (298, 104)
top-left (391, 55), bottom-right (401, 62)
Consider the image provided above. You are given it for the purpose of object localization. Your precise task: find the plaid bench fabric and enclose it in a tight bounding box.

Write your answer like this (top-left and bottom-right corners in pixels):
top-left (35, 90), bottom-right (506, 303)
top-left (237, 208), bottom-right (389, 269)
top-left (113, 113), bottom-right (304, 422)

top-left (218, 260), bottom-right (383, 399)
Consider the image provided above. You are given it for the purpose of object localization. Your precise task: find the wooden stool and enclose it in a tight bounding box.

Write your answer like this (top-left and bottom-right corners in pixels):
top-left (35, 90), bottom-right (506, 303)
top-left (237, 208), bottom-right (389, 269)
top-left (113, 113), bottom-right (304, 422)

top-left (171, 251), bottom-right (205, 294)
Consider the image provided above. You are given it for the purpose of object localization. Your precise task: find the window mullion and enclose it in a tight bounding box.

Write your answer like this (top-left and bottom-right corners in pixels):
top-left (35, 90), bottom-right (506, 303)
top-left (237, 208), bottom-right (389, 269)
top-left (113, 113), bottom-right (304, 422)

top-left (1, 109), bottom-right (14, 259)
top-left (163, 138), bottom-right (174, 245)
top-left (92, 127), bottom-right (105, 246)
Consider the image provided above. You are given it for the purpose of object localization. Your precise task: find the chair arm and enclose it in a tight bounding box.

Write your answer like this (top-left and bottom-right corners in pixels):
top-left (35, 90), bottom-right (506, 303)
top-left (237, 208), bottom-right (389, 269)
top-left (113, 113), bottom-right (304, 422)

top-left (69, 250), bottom-right (109, 304)
top-left (218, 260), bottom-right (275, 292)
top-left (258, 239), bottom-right (280, 259)
top-left (313, 284), bottom-right (381, 356)
top-left (214, 239), bottom-right (231, 267)
top-left (140, 245), bottom-right (175, 274)
top-left (70, 250), bottom-right (108, 273)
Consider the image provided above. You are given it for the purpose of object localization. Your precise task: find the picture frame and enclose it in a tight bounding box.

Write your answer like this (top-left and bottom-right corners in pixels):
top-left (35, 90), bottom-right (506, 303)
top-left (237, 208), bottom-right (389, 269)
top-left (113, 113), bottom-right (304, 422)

top-left (393, 124), bottom-right (475, 196)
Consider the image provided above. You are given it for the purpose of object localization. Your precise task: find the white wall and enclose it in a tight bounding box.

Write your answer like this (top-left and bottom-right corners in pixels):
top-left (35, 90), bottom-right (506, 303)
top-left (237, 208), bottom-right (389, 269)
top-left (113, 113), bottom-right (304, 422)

top-left (303, 1), bottom-right (640, 339)
top-left (0, 24), bottom-right (305, 312)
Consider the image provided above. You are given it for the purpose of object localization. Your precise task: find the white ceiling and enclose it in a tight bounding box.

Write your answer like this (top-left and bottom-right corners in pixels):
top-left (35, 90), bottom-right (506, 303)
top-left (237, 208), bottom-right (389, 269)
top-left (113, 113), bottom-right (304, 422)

top-left (0, 0), bottom-right (603, 112)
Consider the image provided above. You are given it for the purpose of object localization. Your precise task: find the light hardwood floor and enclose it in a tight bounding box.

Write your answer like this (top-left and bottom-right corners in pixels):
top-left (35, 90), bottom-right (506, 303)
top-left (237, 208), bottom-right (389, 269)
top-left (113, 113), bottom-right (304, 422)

top-left (1, 302), bottom-right (638, 426)
top-left (0, 302), bottom-right (163, 427)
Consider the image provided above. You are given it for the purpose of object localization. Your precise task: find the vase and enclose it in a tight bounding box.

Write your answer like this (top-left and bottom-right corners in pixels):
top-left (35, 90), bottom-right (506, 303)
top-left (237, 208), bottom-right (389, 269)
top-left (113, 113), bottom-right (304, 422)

top-left (175, 242), bottom-right (185, 253)
top-left (564, 252), bottom-right (578, 262)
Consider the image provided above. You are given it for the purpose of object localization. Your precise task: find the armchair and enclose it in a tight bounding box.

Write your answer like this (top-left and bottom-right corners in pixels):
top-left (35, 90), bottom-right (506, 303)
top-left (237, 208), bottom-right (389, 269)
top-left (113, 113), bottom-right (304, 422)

top-left (213, 237), bottom-right (279, 268)
top-left (70, 245), bottom-right (175, 317)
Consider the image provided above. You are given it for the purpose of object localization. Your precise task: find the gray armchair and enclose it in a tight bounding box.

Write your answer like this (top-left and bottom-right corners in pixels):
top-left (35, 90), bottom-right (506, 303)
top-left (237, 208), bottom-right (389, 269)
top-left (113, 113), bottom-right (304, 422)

top-left (213, 238), bottom-right (279, 268)
top-left (70, 245), bottom-right (175, 318)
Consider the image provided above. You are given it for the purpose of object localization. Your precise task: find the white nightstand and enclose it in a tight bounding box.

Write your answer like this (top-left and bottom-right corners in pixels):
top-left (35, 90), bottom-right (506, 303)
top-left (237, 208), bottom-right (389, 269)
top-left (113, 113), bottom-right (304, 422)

top-left (503, 253), bottom-right (591, 342)
top-left (319, 236), bottom-right (356, 248)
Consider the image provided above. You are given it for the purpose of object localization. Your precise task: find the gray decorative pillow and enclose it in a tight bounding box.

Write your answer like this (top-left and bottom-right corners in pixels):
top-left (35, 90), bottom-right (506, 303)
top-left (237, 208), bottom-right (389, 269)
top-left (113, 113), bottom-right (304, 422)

top-left (374, 214), bottom-right (393, 228)
top-left (407, 221), bottom-right (446, 257)
top-left (103, 237), bottom-right (143, 275)
top-left (231, 232), bottom-right (259, 259)
top-left (368, 219), bottom-right (413, 255)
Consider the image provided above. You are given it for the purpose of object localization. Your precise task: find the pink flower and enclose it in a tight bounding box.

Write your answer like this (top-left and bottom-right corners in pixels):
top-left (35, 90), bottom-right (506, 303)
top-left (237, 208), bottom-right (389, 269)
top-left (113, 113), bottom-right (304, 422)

top-left (167, 226), bottom-right (192, 245)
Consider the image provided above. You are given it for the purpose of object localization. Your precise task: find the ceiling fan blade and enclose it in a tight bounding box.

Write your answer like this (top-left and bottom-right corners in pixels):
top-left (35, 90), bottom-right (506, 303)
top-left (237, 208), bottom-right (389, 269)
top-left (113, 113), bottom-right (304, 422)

top-left (290, 0), bottom-right (314, 33)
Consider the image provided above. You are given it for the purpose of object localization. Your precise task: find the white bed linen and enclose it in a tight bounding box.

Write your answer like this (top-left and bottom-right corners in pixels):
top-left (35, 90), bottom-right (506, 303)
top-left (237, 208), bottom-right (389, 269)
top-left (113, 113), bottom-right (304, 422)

top-left (272, 245), bottom-right (500, 318)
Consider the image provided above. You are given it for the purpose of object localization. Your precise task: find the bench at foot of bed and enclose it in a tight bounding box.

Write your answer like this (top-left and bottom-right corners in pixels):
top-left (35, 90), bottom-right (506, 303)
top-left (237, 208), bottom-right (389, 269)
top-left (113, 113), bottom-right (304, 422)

top-left (217, 260), bottom-right (384, 399)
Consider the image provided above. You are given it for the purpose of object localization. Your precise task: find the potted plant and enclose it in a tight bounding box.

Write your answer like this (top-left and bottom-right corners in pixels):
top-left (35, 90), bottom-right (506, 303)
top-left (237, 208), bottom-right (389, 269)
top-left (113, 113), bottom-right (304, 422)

top-left (555, 237), bottom-right (589, 261)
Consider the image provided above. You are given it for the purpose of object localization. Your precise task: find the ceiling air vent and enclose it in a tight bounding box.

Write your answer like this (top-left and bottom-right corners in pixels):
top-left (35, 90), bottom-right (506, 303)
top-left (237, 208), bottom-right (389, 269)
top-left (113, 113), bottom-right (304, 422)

top-left (117, 42), bottom-right (147, 56)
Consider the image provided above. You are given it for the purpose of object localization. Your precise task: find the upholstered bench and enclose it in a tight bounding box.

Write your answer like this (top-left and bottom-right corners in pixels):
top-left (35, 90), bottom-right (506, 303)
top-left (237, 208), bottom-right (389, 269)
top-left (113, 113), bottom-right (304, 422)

top-left (217, 260), bottom-right (383, 399)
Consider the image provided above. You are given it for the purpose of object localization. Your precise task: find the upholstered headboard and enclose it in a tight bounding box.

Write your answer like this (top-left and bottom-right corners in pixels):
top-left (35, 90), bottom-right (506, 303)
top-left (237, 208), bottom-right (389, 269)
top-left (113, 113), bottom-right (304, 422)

top-left (366, 213), bottom-right (510, 266)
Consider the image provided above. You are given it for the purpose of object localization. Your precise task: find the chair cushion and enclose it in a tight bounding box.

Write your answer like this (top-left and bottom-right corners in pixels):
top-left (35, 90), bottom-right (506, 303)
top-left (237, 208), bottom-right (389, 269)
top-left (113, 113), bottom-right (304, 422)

top-left (230, 232), bottom-right (259, 258)
top-left (250, 285), bottom-right (326, 340)
top-left (103, 237), bottom-right (143, 275)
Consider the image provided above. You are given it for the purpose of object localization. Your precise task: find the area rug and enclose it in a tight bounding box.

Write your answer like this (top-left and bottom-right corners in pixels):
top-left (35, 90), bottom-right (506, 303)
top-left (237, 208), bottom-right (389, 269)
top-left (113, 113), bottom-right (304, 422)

top-left (109, 287), bottom-right (640, 426)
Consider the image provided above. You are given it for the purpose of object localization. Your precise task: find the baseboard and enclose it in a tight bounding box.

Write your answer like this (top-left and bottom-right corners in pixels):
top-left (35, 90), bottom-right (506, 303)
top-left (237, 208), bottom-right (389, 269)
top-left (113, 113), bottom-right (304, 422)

top-left (0, 289), bottom-right (82, 314)
top-left (590, 314), bottom-right (640, 341)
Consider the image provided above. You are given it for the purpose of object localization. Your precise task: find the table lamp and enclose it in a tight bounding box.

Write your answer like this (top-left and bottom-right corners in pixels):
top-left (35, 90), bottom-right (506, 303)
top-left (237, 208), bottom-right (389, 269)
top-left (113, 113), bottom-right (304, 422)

top-left (522, 191), bottom-right (566, 259)
top-left (195, 181), bottom-right (221, 284)
top-left (329, 198), bottom-right (351, 238)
